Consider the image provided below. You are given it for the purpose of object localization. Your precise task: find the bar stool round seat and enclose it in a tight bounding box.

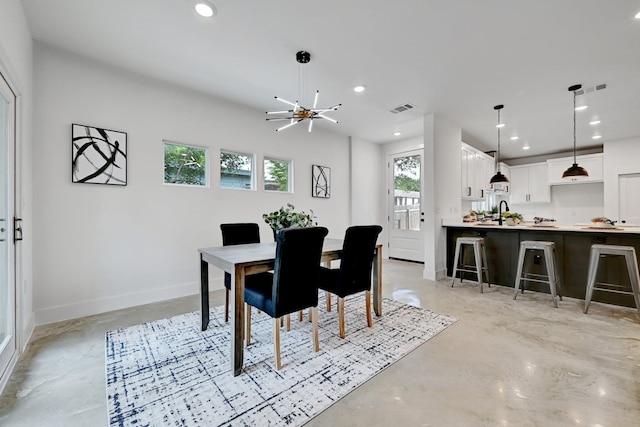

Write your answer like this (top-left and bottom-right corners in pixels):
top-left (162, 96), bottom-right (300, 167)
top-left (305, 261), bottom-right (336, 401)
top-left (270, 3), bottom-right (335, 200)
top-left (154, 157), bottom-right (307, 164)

top-left (451, 237), bottom-right (490, 293)
top-left (584, 244), bottom-right (640, 315)
top-left (514, 240), bottom-right (562, 307)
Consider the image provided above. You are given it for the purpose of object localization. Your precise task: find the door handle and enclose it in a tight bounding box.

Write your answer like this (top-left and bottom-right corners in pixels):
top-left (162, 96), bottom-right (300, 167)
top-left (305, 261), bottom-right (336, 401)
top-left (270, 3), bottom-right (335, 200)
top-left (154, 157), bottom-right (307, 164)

top-left (0, 218), bottom-right (5, 242)
top-left (14, 217), bottom-right (23, 242)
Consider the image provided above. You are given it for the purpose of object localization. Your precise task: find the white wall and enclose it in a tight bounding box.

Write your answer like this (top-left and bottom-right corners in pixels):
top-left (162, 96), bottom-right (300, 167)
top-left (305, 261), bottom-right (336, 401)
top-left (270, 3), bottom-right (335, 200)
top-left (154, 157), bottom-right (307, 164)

top-left (510, 183), bottom-right (604, 224)
top-left (603, 137), bottom-right (640, 221)
top-left (0, 0), bottom-right (34, 350)
top-left (426, 114), bottom-right (461, 280)
top-left (350, 137), bottom-right (385, 228)
top-left (33, 43), bottom-right (358, 325)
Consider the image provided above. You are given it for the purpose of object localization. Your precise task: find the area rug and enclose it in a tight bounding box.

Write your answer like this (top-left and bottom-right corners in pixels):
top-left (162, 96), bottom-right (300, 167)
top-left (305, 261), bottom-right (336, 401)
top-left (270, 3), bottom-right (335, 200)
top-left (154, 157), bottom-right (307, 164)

top-left (105, 295), bottom-right (456, 426)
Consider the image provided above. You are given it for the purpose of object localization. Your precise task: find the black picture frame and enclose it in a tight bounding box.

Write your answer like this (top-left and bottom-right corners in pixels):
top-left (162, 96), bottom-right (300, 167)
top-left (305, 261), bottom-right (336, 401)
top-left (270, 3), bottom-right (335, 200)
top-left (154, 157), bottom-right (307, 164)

top-left (312, 164), bottom-right (330, 198)
top-left (71, 123), bottom-right (127, 186)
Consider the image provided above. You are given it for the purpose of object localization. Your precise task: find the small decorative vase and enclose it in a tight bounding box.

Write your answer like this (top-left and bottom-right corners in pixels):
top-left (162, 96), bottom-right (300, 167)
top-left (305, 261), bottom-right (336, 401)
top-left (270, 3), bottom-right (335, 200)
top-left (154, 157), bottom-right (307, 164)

top-left (505, 218), bottom-right (516, 226)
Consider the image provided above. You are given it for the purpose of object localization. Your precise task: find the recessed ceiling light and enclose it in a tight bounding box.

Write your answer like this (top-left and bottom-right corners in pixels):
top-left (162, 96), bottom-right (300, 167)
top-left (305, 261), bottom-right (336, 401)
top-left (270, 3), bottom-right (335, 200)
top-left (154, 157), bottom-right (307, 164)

top-left (496, 123), bottom-right (505, 128)
top-left (353, 85), bottom-right (366, 93)
top-left (635, 11), bottom-right (640, 19)
top-left (393, 131), bottom-right (402, 136)
top-left (195, 2), bottom-right (216, 17)
top-left (522, 145), bottom-right (530, 150)
top-left (510, 136), bottom-right (519, 141)
top-left (575, 105), bottom-right (588, 111)
top-left (589, 120), bottom-right (601, 125)
top-left (592, 135), bottom-right (602, 139)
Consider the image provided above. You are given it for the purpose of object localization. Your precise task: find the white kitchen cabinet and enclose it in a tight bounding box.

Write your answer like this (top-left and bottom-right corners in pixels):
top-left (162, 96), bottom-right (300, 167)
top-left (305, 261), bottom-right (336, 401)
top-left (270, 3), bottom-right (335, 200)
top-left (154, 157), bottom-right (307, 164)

top-left (509, 162), bottom-right (550, 204)
top-left (547, 153), bottom-right (603, 185)
top-left (461, 143), bottom-right (494, 200)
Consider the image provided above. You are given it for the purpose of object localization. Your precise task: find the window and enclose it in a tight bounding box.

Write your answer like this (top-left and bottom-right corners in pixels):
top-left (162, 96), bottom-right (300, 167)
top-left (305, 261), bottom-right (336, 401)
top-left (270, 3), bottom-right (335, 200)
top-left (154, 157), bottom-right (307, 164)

top-left (264, 157), bottom-right (291, 192)
top-left (163, 141), bottom-right (208, 186)
top-left (220, 150), bottom-right (254, 190)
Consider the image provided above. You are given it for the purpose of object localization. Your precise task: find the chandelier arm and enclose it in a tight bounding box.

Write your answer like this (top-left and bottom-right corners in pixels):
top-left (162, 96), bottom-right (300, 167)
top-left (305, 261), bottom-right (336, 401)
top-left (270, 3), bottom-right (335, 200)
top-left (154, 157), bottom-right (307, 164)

top-left (316, 113), bottom-right (338, 123)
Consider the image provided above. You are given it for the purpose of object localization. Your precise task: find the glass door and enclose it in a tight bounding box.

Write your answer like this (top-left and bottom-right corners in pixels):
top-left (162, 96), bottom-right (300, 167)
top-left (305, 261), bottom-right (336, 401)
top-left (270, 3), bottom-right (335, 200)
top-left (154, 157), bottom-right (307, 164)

top-left (0, 73), bottom-right (16, 380)
top-left (387, 149), bottom-right (424, 262)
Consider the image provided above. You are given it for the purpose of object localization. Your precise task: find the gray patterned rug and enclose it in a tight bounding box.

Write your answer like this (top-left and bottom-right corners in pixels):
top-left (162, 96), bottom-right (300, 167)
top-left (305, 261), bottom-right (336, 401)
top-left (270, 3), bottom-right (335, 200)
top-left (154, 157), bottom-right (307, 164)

top-left (105, 295), bottom-right (456, 426)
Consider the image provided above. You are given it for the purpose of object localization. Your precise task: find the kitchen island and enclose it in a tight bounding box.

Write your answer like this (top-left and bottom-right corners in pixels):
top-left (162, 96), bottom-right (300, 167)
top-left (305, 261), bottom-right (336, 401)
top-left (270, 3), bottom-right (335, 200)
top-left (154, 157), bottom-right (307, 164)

top-left (443, 220), bottom-right (640, 308)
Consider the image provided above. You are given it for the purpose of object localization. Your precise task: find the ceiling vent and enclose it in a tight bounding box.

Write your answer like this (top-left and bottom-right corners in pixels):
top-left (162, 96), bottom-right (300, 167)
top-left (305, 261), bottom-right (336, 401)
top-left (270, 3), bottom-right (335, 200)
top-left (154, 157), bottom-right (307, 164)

top-left (575, 83), bottom-right (607, 96)
top-left (390, 103), bottom-right (416, 114)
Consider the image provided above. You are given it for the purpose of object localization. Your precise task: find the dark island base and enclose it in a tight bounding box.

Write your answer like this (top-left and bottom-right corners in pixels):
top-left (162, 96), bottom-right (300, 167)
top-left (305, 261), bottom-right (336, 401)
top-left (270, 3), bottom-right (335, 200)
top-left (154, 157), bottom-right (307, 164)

top-left (446, 227), bottom-right (640, 309)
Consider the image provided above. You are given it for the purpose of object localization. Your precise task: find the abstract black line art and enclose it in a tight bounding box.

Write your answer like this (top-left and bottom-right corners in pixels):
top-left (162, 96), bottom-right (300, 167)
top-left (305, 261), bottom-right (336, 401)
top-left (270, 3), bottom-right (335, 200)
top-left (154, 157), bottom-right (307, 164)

top-left (72, 124), bottom-right (127, 185)
top-left (312, 164), bottom-right (330, 198)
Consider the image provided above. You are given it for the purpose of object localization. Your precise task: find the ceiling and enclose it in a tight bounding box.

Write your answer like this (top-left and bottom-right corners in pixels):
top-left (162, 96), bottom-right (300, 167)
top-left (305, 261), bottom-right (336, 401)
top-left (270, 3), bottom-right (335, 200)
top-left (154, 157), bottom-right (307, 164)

top-left (21, 0), bottom-right (640, 160)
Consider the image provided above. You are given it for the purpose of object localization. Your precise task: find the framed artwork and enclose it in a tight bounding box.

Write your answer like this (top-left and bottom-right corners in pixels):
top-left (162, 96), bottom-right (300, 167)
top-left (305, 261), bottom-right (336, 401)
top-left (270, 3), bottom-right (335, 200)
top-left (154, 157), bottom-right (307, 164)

top-left (312, 164), bottom-right (330, 198)
top-left (71, 123), bottom-right (127, 185)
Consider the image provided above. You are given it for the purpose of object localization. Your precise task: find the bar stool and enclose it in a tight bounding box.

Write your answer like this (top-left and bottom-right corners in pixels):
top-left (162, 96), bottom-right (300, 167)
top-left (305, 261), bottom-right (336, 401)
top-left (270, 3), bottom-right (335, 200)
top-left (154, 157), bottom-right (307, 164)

top-left (451, 237), bottom-right (490, 293)
top-left (584, 244), bottom-right (640, 315)
top-left (513, 241), bottom-right (562, 307)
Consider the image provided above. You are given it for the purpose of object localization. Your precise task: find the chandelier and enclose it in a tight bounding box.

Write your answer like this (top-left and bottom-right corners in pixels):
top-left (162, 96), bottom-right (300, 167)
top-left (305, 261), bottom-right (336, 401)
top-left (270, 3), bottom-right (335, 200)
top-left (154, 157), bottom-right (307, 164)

top-left (266, 51), bottom-right (341, 132)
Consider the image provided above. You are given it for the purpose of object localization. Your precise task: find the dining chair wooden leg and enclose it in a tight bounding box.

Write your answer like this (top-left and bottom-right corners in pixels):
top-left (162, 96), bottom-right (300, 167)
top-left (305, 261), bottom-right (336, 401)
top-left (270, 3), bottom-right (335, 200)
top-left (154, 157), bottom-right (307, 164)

top-left (286, 313), bottom-right (291, 331)
top-left (273, 317), bottom-right (282, 370)
top-left (298, 310), bottom-right (303, 321)
top-left (225, 288), bottom-right (230, 323)
top-left (245, 304), bottom-right (251, 346)
top-left (365, 290), bottom-right (373, 327)
top-left (326, 291), bottom-right (332, 311)
top-left (280, 317), bottom-right (284, 327)
top-left (308, 308), bottom-right (312, 322)
top-left (312, 306), bottom-right (319, 352)
top-left (338, 297), bottom-right (346, 339)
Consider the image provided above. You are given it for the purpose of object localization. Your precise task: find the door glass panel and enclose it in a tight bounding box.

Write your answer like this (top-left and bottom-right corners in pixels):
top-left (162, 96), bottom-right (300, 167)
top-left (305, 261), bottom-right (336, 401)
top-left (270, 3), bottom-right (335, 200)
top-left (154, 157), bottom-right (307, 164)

top-left (393, 154), bottom-right (421, 230)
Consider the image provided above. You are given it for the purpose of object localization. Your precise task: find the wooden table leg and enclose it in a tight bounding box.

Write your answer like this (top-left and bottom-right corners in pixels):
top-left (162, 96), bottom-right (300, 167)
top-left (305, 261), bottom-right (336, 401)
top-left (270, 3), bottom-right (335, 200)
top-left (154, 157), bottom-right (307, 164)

top-left (200, 256), bottom-right (210, 331)
top-left (230, 266), bottom-right (245, 376)
top-left (373, 245), bottom-right (383, 317)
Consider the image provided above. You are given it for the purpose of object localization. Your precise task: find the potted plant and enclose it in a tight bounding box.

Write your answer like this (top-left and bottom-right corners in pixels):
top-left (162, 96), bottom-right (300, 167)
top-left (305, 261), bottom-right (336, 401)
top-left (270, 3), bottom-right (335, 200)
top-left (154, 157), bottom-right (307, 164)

top-left (262, 203), bottom-right (317, 239)
top-left (502, 211), bottom-right (524, 226)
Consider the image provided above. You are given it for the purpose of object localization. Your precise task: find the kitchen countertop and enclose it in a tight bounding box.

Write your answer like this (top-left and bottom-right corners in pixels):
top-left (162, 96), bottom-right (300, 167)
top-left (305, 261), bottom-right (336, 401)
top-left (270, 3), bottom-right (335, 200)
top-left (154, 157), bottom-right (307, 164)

top-left (441, 219), bottom-right (640, 234)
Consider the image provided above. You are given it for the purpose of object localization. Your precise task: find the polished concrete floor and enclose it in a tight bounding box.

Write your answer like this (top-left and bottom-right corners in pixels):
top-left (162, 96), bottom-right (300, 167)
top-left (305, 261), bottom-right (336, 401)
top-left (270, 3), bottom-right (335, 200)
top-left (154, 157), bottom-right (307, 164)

top-left (1, 259), bottom-right (639, 426)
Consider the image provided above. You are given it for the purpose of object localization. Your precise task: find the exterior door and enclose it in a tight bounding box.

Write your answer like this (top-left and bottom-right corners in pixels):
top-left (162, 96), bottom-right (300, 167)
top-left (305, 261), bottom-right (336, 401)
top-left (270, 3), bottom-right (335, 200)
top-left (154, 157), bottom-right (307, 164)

top-left (619, 173), bottom-right (640, 224)
top-left (0, 73), bottom-right (16, 381)
top-left (388, 150), bottom-right (424, 262)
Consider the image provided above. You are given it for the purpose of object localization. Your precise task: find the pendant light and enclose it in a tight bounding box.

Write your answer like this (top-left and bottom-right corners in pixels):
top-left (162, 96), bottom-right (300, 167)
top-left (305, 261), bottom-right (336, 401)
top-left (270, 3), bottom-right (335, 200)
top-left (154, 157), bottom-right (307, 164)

top-left (490, 104), bottom-right (509, 187)
top-left (562, 84), bottom-right (589, 179)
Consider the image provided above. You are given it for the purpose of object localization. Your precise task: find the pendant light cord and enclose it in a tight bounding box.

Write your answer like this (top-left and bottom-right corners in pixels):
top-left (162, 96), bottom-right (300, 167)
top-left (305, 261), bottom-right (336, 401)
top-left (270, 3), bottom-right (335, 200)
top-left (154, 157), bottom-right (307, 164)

top-left (496, 108), bottom-right (501, 173)
top-left (573, 89), bottom-right (577, 164)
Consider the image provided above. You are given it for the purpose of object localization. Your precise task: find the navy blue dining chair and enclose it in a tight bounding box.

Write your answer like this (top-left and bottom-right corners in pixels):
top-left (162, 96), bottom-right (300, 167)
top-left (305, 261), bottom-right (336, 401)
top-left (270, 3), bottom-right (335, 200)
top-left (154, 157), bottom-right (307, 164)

top-left (319, 225), bottom-right (382, 338)
top-left (244, 226), bottom-right (328, 370)
top-left (219, 223), bottom-right (269, 323)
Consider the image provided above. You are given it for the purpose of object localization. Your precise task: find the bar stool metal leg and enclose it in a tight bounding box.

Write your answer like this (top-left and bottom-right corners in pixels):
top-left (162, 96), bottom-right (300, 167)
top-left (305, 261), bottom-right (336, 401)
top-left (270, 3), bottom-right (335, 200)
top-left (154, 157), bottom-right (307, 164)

top-left (473, 241), bottom-right (484, 293)
top-left (451, 241), bottom-right (462, 286)
top-left (513, 243), bottom-right (526, 300)
top-left (543, 246), bottom-right (558, 308)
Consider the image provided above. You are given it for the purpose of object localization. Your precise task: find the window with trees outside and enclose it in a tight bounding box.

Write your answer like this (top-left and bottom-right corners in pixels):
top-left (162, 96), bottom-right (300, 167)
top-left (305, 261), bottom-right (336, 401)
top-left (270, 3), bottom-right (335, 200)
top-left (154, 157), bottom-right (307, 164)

top-left (163, 141), bottom-right (208, 186)
top-left (220, 150), bottom-right (255, 190)
top-left (264, 157), bottom-right (291, 192)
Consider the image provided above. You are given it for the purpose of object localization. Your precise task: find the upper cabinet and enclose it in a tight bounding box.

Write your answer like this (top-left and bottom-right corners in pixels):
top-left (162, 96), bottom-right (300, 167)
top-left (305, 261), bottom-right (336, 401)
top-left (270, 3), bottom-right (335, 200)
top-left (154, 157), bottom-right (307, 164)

top-left (461, 143), bottom-right (493, 200)
top-left (547, 153), bottom-right (603, 185)
top-left (509, 162), bottom-right (550, 204)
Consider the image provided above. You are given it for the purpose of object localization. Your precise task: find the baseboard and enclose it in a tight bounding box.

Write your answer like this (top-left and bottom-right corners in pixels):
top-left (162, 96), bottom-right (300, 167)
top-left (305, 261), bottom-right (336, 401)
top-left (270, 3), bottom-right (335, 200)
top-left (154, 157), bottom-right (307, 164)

top-left (34, 278), bottom-right (224, 326)
top-left (423, 267), bottom-right (447, 281)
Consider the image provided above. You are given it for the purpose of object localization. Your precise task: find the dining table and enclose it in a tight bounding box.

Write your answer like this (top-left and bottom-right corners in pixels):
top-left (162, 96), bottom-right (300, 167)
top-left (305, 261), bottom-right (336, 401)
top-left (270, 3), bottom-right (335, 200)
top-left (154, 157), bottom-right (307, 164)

top-left (198, 237), bottom-right (383, 376)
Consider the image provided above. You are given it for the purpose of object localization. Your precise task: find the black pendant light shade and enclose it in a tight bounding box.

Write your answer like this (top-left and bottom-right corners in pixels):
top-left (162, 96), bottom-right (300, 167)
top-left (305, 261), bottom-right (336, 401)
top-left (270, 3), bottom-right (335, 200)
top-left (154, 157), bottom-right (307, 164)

top-left (490, 104), bottom-right (509, 187)
top-left (562, 84), bottom-right (589, 179)
top-left (490, 171), bottom-right (510, 184)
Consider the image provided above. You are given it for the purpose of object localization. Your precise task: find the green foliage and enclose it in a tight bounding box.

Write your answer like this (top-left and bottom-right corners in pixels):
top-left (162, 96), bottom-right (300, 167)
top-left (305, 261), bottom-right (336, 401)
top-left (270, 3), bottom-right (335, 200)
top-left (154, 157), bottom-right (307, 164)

top-left (262, 203), bottom-right (317, 232)
top-left (220, 151), bottom-right (250, 172)
top-left (394, 155), bottom-right (420, 192)
top-left (265, 159), bottom-right (289, 191)
top-left (502, 211), bottom-right (523, 221)
top-left (164, 144), bottom-right (206, 185)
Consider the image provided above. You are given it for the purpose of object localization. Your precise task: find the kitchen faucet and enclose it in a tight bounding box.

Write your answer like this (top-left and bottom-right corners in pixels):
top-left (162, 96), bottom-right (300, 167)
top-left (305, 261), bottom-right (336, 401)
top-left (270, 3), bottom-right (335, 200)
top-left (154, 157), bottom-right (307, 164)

top-left (498, 200), bottom-right (510, 226)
